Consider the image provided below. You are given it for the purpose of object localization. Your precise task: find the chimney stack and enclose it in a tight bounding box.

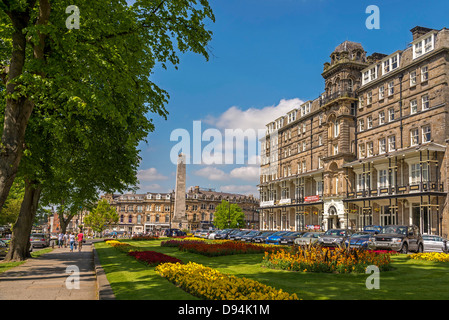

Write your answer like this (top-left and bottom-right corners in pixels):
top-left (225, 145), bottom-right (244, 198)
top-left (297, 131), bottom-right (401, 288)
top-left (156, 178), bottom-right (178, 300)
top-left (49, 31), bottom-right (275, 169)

top-left (410, 26), bottom-right (434, 41)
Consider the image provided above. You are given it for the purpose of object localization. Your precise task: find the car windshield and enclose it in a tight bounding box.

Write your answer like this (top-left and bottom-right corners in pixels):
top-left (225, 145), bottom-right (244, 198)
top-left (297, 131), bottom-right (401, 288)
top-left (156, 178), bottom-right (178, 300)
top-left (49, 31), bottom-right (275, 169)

top-left (288, 232), bottom-right (302, 237)
top-left (364, 225), bottom-right (381, 231)
top-left (380, 226), bottom-right (407, 235)
top-left (244, 231), bottom-right (257, 236)
top-left (31, 234), bottom-right (45, 238)
top-left (351, 233), bottom-right (369, 238)
top-left (324, 230), bottom-right (346, 236)
top-left (301, 232), bottom-right (313, 238)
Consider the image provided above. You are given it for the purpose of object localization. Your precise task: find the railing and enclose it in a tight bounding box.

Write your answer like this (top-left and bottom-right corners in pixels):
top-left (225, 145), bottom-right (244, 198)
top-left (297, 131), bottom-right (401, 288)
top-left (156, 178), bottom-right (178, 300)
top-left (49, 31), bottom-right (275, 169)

top-left (347, 182), bottom-right (445, 199)
top-left (319, 90), bottom-right (355, 106)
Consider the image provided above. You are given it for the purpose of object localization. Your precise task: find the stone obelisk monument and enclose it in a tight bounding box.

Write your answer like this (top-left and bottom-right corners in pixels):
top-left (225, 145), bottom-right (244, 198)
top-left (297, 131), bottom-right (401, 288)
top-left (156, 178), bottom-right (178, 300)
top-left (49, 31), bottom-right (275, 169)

top-left (173, 153), bottom-right (188, 229)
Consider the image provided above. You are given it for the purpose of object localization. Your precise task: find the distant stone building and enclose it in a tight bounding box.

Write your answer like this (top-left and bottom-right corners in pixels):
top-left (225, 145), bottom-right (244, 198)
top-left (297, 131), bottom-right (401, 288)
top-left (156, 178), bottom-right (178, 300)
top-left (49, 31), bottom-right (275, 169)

top-left (102, 186), bottom-right (259, 234)
top-left (259, 26), bottom-right (449, 237)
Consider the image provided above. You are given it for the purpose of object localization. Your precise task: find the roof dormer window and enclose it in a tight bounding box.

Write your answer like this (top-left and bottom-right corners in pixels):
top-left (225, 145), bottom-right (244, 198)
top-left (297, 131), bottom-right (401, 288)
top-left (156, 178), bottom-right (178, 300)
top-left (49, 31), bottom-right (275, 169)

top-left (413, 33), bottom-right (435, 59)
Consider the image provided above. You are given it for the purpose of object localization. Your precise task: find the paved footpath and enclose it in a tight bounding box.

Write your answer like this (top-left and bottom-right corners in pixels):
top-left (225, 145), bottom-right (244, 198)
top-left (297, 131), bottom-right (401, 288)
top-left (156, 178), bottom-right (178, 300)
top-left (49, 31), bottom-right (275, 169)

top-left (0, 242), bottom-right (98, 300)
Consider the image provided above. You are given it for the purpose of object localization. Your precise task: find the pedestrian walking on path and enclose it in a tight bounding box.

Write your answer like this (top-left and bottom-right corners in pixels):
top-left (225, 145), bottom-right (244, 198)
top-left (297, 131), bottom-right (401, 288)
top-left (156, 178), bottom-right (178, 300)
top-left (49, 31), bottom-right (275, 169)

top-left (69, 233), bottom-right (76, 252)
top-left (0, 242), bottom-right (98, 300)
top-left (77, 231), bottom-right (84, 252)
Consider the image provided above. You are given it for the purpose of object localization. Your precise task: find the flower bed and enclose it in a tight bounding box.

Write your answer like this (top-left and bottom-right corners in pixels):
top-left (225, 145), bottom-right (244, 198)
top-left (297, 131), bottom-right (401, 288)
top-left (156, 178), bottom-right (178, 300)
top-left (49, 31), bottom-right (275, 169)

top-left (106, 240), bottom-right (182, 266)
top-left (262, 246), bottom-right (392, 273)
top-left (155, 262), bottom-right (298, 300)
top-left (106, 240), bottom-right (136, 253)
top-left (409, 252), bottom-right (449, 262)
top-left (128, 250), bottom-right (182, 266)
top-left (167, 240), bottom-right (284, 257)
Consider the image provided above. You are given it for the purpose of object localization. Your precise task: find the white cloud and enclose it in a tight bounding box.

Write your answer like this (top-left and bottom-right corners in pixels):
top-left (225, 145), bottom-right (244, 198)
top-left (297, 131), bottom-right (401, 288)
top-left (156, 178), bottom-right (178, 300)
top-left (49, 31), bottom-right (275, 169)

top-left (194, 166), bottom-right (229, 181)
top-left (204, 98), bottom-right (304, 131)
top-left (230, 166), bottom-right (260, 181)
top-left (137, 168), bottom-right (168, 181)
top-left (220, 185), bottom-right (258, 196)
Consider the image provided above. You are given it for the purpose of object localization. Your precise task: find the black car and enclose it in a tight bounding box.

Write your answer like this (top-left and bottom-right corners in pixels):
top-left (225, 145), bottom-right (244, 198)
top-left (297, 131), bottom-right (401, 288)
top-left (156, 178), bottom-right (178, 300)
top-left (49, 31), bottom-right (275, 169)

top-left (279, 232), bottom-right (305, 245)
top-left (252, 231), bottom-right (275, 243)
top-left (240, 230), bottom-right (263, 242)
top-left (164, 228), bottom-right (186, 237)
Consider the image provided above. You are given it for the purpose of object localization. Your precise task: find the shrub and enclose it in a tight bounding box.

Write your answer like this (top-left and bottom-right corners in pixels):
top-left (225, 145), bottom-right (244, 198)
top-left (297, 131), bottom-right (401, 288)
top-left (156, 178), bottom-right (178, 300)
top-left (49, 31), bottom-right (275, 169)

top-left (262, 246), bottom-right (392, 273)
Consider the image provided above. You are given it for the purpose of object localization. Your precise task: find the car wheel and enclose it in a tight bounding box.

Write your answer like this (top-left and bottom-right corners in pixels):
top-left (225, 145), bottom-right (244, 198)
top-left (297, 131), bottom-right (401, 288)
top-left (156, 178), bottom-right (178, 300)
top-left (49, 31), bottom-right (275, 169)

top-left (400, 243), bottom-right (408, 254)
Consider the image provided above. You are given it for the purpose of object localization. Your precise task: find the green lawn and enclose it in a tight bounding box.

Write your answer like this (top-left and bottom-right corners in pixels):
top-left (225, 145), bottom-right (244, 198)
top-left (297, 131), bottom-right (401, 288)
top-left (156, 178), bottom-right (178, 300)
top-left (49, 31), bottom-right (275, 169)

top-left (94, 240), bottom-right (449, 300)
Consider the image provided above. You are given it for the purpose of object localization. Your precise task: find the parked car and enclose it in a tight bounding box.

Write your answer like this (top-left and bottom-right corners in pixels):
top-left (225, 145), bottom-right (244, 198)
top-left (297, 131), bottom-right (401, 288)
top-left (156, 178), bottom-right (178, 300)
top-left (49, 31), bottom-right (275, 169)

top-left (199, 230), bottom-right (211, 238)
top-left (239, 230), bottom-right (263, 242)
top-left (345, 232), bottom-right (371, 249)
top-left (317, 229), bottom-right (353, 247)
top-left (294, 232), bottom-right (323, 246)
top-left (422, 235), bottom-right (448, 253)
top-left (30, 233), bottom-right (50, 248)
top-left (207, 230), bottom-right (219, 239)
top-left (279, 232), bottom-right (305, 245)
top-left (228, 230), bottom-right (251, 241)
top-left (368, 225), bottom-right (423, 253)
top-left (363, 225), bottom-right (382, 234)
top-left (164, 228), bottom-right (186, 237)
top-left (252, 231), bottom-right (275, 243)
top-left (265, 231), bottom-right (290, 245)
top-left (193, 230), bottom-right (203, 237)
top-left (0, 239), bottom-right (8, 256)
top-left (214, 229), bottom-right (236, 240)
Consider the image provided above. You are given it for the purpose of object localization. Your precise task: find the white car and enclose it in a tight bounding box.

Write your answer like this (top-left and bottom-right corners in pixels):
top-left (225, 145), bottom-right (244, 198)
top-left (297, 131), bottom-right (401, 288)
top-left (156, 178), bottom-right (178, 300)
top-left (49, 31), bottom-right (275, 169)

top-left (422, 235), bottom-right (448, 253)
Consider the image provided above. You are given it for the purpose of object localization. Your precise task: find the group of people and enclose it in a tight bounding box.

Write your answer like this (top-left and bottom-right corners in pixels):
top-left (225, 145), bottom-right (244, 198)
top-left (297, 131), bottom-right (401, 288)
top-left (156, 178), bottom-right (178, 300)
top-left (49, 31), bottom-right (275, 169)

top-left (57, 231), bottom-right (84, 252)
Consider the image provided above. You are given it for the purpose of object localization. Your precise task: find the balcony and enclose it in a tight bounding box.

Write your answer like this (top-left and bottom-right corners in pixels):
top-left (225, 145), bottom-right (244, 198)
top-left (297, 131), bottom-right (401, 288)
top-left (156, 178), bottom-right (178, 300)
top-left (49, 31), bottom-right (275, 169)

top-left (319, 90), bottom-right (355, 107)
top-left (346, 181), bottom-right (445, 200)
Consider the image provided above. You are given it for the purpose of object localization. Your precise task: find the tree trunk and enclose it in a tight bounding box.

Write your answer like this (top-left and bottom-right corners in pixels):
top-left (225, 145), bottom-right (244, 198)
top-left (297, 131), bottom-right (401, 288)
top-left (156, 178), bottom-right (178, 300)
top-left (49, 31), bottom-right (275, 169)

top-left (0, 8), bottom-right (35, 210)
top-left (4, 180), bottom-right (42, 262)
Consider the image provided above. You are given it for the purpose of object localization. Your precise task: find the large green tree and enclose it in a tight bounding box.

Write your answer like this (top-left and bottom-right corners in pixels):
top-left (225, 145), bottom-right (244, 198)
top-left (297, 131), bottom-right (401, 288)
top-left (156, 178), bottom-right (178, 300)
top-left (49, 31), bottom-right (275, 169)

top-left (84, 198), bottom-right (119, 235)
top-left (0, 0), bottom-right (215, 209)
top-left (213, 200), bottom-right (245, 229)
top-left (0, 0), bottom-right (215, 261)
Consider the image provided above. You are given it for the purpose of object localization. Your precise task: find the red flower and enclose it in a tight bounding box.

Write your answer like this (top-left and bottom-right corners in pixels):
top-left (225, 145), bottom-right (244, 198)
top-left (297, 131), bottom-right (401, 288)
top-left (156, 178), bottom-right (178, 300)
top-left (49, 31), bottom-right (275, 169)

top-left (128, 250), bottom-right (182, 266)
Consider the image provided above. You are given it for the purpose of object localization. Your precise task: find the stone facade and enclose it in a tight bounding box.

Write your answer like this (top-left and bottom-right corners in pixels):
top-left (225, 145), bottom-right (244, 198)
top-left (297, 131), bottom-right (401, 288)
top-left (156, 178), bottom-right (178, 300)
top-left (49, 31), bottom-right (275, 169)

top-left (102, 187), bottom-right (259, 234)
top-left (259, 26), bottom-right (449, 237)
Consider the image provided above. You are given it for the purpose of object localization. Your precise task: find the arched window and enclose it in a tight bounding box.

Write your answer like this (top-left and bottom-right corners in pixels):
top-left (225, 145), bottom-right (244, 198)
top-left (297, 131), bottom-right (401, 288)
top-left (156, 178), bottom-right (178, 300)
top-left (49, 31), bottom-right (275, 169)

top-left (120, 215), bottom-right (124, 223)
top-left (128, 215), bottom-right (132, 223)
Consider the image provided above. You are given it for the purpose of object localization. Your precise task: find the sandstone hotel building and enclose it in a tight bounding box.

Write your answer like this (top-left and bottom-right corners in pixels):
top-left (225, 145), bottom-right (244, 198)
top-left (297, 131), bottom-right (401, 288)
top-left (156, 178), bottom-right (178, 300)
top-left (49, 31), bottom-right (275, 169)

top-left (259, 26), bottom-right (449, 237)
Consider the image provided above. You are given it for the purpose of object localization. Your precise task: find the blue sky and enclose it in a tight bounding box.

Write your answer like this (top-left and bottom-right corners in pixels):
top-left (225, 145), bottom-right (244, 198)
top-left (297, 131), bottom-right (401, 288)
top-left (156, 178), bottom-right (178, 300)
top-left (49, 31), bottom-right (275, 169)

top-left (134, 0), bottom-right (449, 196)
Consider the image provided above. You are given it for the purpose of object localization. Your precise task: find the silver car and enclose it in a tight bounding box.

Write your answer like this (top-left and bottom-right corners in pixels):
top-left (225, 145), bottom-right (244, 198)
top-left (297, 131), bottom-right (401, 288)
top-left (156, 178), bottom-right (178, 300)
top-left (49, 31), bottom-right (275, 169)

top-left (422, 235), bottom-right (448, 253)
top-left (294, 232), bottom-right (323, 246)
top-left (30, 233), bottom-right (50, 248)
